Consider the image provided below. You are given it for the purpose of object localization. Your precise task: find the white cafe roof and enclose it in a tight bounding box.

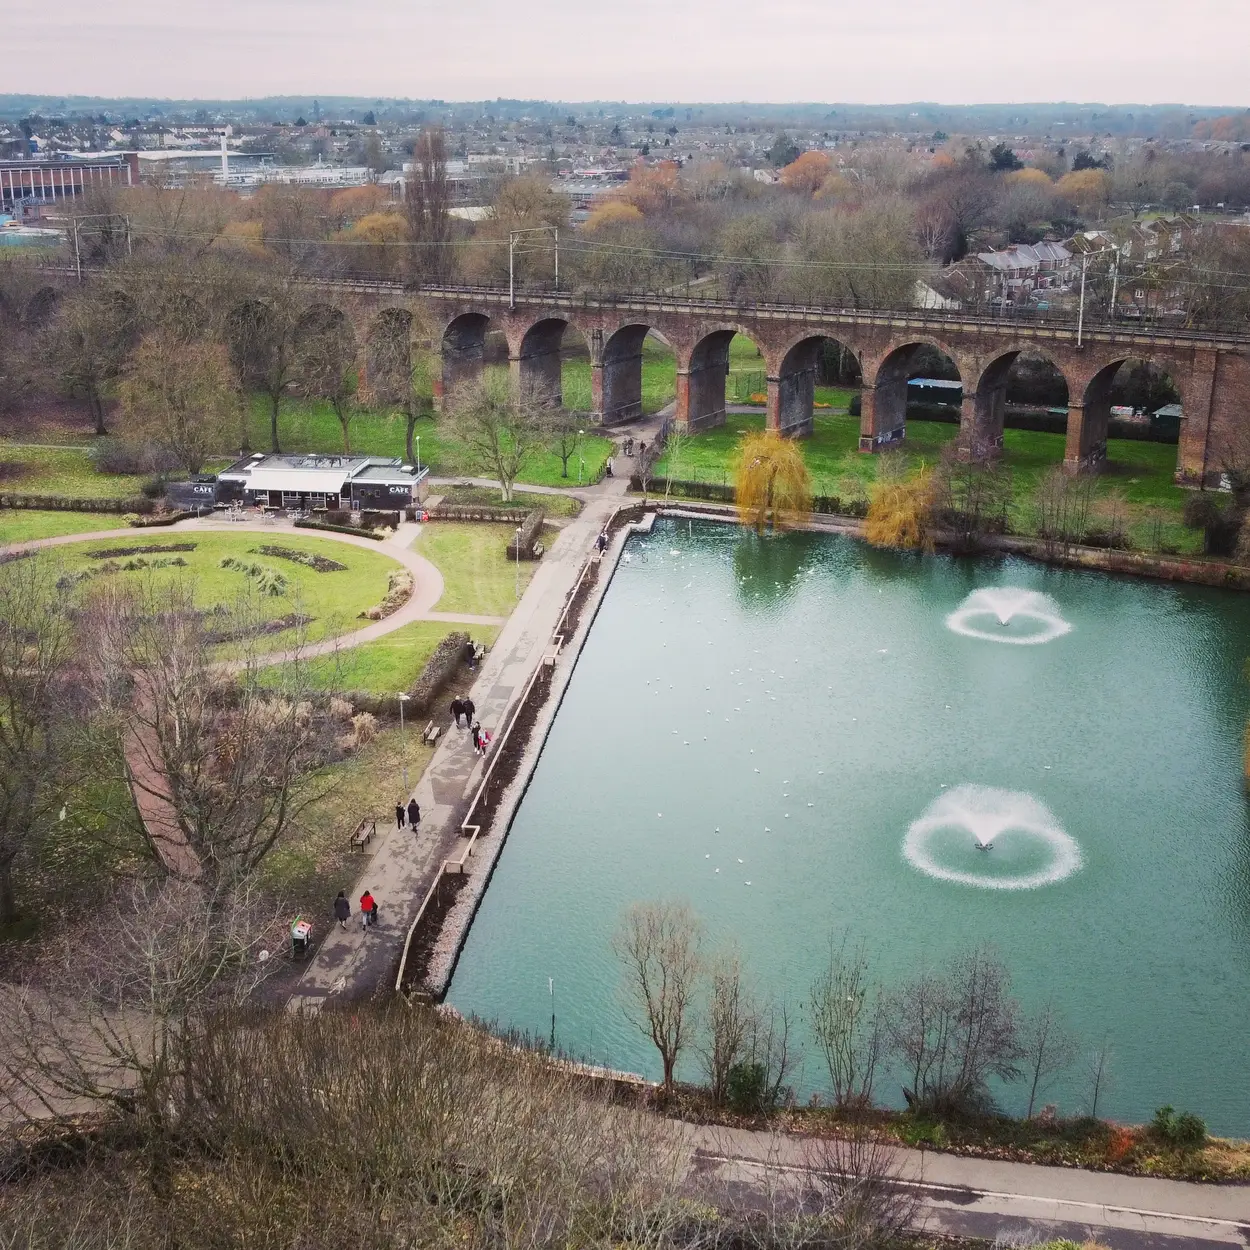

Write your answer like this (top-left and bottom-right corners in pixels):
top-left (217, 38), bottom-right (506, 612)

top-left (240, 466), bottom-right (353, 493)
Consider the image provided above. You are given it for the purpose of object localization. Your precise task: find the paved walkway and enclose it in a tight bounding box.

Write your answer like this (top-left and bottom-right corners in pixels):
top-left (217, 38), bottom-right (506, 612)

top-left (287, 473), bottom-right (630, 1009)
top-left (689, 1123), bottom-right (1250, 1247)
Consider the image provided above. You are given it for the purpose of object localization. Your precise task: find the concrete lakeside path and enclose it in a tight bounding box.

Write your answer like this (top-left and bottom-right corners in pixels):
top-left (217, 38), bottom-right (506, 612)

top-left (687, 1122), bottom-right (1250, 1248)
top-left (286, 471), bottom-right (631, 1009)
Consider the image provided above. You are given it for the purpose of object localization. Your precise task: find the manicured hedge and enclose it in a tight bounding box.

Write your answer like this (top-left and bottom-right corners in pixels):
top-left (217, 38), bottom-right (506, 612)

top-left (293, 519), bottom-right (384, 540)
top-left (506, 509), bottom-right (546, 560)
top-left (0, 493), bottom-right (153, 514)
top-left (429, 503), bottom-right (528, 523)
top-left (345, 630), bottom-right (470, 719)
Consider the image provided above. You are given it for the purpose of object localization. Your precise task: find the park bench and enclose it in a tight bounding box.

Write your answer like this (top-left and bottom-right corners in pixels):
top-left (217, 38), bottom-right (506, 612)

top-left (349, 817), bottom-right (375, 852)
top-left (422, 720), bottom-right (441, 746)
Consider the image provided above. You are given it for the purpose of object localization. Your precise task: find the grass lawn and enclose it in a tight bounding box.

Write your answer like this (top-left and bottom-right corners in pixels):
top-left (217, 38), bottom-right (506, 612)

top-left (50, 531), bottom-right (402, 649)
top-left (415, 522), bottom-right (539, 616)
top-left (435, 484), bottom-right (582, 516)
top-left (260, 727), bottom-right (435, 925)
top-left (655, 411), bottom-right (1201, 554)
top-left (300, 620), bottom-right (501, 695)
top-left (0, 444), bottom-right (145, 499)
top-left (248, 394), bottom-right (614, 489)
top-left (0, 510), bottom-right (133, 544)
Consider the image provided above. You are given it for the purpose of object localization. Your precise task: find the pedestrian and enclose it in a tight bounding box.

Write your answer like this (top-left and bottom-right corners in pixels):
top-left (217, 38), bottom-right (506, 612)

top-left (478, 727), bottom-right (492, 757)
top-left (407, 797), bottom-right (420, 828)
top-left (471, 721), bottom-right (482, 754)
top-left (638, 440), bottom-right (647, 461)
top-left (333, 890), bottom-right (350, 931)
top-left (395, 802), bottom-right (405, 830)
top-left (449, 697), bottom-right (464, 728)
top-left (359, 889), bottom-right (375, 931)
top-left (604, 458), bottom-right (613, 477)
top-left (596, 530), bottom-right (608, 554)
top-left (463, 697), bottom-right (475, 727)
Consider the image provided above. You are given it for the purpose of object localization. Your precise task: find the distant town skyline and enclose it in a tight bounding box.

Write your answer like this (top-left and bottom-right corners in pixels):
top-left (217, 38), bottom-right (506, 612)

top-left (7, 0), bottom-right (1249, 108)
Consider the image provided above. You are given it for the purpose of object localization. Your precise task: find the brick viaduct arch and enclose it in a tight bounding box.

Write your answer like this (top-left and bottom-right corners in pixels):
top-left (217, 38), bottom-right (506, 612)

top-left (247, 285), bottom-right (1250, 486)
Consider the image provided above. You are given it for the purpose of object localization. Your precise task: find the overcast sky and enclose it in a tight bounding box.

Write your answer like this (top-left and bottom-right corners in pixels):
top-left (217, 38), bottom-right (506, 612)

top-left (8, 0), bottom-right (1249, 106)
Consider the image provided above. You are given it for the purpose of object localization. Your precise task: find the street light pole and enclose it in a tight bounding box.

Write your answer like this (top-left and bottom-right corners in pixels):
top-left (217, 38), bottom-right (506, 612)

top-left (577, 428), bottom-right (585, 484)
top-left (414, 434), bottom-right (421, 475)
top-left (515, 526), bottom-right (522, 599)
top-left (397, 692), bottom-right (411, 790)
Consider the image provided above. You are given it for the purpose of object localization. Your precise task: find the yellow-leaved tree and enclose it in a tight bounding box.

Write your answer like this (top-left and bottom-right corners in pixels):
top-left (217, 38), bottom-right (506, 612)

top-left (734, 430), bottom-right (812, 534)
top-left (864, 462), bottom-right (936, 550)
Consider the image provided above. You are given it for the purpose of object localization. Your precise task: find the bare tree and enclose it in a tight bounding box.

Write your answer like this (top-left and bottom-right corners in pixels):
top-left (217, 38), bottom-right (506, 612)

top-left (700, 946), bottom-right (752, 1105)
top-left (1035, 466), bottom-right (1095, 556)
top-left (613, 899), bottom-right (703, 1095)
top-left (295, 305), bottom-right (358, 453)
top-left (442, 371), bottom-right (550, 502)
top-left (366, 306), bottom-right (436, 466)
top-left (1021, 995), bottom-right (1079, 1119)
top-left (224, 277), bottom-right (305, 453)
top-left (88, 583), bottom-right (330, 892)
top-left (51, 280), bottom-right (138, 436)
top-left (810, 934), bottom-right (888, 1113)
top-left (888, 945), bottom-right (1023, 1117)
top-left (546, 406), bottom-right (586, 480)
top-left (0, 556), bottom-right (77, 927)
top-left (119, 330), bottom-right (240, 473)
top-left (933, 443), bottom-right (1013, 552)
top-left (746, 994), bottom-right (799, 1112)
top-left (802, 1128), bottom-right (922, 1249)
top-left (406, 127), bottom-right (454, 284)
top-left (1085, 1037), bottom-right (1113, 1120)
top-left (2, 877), bottom-right (279, 1197)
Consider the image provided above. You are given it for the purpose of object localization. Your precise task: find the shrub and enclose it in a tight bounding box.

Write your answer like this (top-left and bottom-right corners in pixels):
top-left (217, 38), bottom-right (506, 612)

top-left (898, 1118), bottom-right (949, 1148)
top-left (89, 439), bottom-right (180, 476)
top-left (139, 475), bottom-right (168, 500)
top-left (219, 557), bottom-right (287, 596)
top-left (409, 630), bottom-right (469, 713)
top-left (1152, 1105), bottom-right (1207, 1147)
top-left (250, 544), bottom-right (346, 573)
top-left (294, 518), bottom-right (384, 540)
top-left (506, 508), bottom-right (546, 560)
top-left (726, 1061), bottom-right (767, 1115)
top-left (361, 569), bottom-right (414, 620)
top-left (350, 711), bottom-right (379, 747)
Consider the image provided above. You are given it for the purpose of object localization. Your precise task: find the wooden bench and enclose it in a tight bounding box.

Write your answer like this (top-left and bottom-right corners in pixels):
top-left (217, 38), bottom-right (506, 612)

top-left (349, 818), bottom-right (375, 852)
top-left (422, 720), bottom-right (441, 746)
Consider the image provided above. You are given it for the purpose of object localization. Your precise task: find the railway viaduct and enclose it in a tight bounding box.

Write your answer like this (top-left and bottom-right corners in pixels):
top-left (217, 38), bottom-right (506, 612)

top-left (36, 271), bottom-right (1250, 483)
top-left (334, 283), bottom-right (1250, 484)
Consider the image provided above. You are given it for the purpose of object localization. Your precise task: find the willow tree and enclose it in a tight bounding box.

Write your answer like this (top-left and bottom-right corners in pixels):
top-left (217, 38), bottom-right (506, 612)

top-left (864, 462), bottom-right (936, 551)
top-left (734, 430), bottom-right (812, 534)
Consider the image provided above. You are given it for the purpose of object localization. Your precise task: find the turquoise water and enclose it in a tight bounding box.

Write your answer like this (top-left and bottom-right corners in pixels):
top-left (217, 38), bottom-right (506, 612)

top-left (448, 518), bottom-right (1250, 1133)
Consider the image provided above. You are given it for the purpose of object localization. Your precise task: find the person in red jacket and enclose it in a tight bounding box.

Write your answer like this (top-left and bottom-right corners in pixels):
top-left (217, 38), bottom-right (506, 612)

top-left (359, 889), bottom-right (377, 930)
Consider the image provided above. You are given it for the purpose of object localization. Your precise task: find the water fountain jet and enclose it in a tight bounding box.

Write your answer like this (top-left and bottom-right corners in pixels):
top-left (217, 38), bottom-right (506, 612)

top-left (946, 588), bottom-right (1072, 645)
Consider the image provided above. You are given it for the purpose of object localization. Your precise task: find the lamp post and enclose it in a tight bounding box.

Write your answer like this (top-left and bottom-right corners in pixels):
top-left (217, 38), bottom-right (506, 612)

top-left (577, 429), bottom-right (585, 484)
top-left (397, 692), bottom-right (411, 790)
top-left (414, 435), bottom-right (421, 475)
top-left (515, 526), bottom-right (522, 599)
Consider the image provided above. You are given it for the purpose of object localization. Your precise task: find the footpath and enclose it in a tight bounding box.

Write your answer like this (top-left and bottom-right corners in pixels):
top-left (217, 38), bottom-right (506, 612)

top-left (286, 473), bottom-right (630, 1009)
top-left (688, 1123), bottom-right (1250, 1248)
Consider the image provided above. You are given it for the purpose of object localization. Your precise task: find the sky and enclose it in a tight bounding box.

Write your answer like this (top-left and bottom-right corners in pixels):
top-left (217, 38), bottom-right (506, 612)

top-left (7, 0), bottom-right (1250, 106)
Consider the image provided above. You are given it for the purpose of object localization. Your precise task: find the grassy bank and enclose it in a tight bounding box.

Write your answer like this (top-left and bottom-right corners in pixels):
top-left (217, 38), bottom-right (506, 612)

top-left (0, 510), bottom-right (132, 543)
top-left (655, 411), bottom-right (1199, 554)
top-left (414, 522), bottom-right (539, 616)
